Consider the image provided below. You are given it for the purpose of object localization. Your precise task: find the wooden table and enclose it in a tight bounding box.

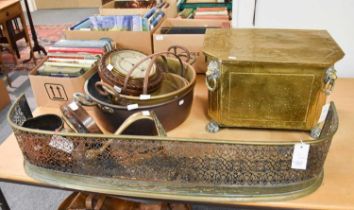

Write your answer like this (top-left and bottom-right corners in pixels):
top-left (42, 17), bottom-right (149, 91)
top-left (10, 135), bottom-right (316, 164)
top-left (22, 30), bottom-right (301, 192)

top-left (0, 0), bottom-right (33, 60)
top-left (1, 78), bottom-right (354, 209)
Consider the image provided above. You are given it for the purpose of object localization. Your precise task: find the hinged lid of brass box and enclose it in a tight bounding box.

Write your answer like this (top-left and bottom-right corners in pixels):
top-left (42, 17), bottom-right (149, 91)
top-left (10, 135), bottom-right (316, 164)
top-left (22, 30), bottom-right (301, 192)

top-left (203, 29), bottom-right (344, 131)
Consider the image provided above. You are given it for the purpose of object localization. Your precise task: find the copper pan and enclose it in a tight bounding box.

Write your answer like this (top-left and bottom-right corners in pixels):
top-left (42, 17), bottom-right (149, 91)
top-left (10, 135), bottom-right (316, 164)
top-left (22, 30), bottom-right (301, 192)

top-left (76, 58), bottom-right (196, 133)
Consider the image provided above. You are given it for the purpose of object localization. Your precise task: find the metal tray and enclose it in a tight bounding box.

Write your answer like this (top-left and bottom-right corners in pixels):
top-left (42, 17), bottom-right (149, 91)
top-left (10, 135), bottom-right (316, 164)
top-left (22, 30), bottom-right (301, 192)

top-left (8, 95), bottom-right (338, 202)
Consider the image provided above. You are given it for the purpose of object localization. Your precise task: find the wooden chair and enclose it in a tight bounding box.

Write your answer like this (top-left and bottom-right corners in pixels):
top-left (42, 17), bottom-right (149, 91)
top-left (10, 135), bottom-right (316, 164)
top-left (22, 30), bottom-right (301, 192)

top-left (4, 17), bottom-right (29, 58)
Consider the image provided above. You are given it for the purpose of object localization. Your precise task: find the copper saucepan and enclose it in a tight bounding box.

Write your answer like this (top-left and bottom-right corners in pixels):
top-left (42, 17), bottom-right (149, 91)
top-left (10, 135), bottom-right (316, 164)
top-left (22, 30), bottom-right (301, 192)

top-left (75, 59), bottom-right (196, 133)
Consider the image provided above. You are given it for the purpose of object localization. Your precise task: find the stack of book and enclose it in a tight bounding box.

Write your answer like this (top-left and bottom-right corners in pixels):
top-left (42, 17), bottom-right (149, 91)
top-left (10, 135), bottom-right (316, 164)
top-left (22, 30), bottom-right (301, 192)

top-left (194, 7), bottom-right (229, 20)
top-left (178, 8), bottom-right (195, 18)
top-left (38, 39), bottom-right (113, 77)
top-left (143, 3), bottom-right (168, 29)
top-left (70, 13), bottom-right (165, 32)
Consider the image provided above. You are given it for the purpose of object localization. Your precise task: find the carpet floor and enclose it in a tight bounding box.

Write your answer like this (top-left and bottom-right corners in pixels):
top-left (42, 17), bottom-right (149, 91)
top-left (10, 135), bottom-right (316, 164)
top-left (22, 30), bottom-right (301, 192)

top-left (1, 24), bottom-right (69, 72)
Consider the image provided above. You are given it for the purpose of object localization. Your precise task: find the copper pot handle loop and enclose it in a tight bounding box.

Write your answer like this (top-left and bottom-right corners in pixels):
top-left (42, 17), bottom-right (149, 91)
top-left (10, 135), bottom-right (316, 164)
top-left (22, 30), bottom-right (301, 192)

top-left (122, 48), bottom-right (186, 94)
top-left (85, 193), bottom-right (106, 210)
top-left (85, 111), bottom-right (166, 160)
top-left (142, 56), bottom-right (158, 95)
top-left (168, 45), bottom-right (195, 65)
top-left (73, 92), bottom-right (97, 106)
top-left (94, 81), bottom-right (121, 103)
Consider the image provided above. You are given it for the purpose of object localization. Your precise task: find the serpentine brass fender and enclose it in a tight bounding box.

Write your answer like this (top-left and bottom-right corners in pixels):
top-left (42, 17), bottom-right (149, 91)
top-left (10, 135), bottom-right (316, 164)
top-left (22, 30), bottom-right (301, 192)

top-left (8, 95), bottom-right (338, 202)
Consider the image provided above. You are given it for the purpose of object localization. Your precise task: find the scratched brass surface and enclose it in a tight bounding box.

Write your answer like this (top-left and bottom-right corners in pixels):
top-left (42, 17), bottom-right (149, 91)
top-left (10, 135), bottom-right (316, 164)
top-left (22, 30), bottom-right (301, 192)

top-left (203, 29), bottom-right (344, 67)
top-left (204, 29), bottom-right (344, 130)
top-left (8, 95), bottom-right (338, 201)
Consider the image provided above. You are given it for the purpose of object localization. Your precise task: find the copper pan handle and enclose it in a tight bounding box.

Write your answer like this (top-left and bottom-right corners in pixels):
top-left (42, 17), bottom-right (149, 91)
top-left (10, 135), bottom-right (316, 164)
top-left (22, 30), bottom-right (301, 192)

top-left (94, 81), bottom-right (121, 104)
top-left (122, 48), bottom-right (187, 94)
top-left (85, 111), bottom-right (166, 160)
top-left (167, 45), bottom-right (193, 65)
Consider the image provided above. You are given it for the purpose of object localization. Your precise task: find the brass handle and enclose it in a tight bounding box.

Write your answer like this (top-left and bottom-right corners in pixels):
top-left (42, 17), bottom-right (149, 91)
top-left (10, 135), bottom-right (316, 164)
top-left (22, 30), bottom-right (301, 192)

top-left (85, 111), bottom-right (166, 160)
top-left (188, 52), bottom-right (197, 65)
top-left (205, 60), bottom-right (220, 92)
top-left (113, 111), bottom-right (166, 136)
top-left (323, 67), bottom-right (337, 96)
top-left (205, 77), bottom-right (218, 92)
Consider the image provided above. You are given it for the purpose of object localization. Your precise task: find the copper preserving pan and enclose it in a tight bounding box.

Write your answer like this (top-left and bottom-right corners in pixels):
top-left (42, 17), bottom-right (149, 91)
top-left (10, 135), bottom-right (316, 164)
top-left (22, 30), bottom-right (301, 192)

top-left (9, 94), bottom-right (338, 202)
top-left (78, 58), bottom-right (196, 132)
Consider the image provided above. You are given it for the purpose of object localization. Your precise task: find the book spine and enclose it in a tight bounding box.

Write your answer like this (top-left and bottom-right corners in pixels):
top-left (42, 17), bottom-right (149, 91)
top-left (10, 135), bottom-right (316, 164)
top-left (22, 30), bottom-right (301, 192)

top-left (144, 7), bottom-right (157, 19)
top-left (47, 58), bottom-right (97, 65)
top-left (70, 18), bottom-right (90, 30)
top-left (132, 16), bottom-right (143, 32)
top-left (196, 7), bottom-right (227, 12)
top-left (142, 18), bottom-right (149, 31)
top-left (150, 11), bottom-right (165, 29)
top-left (48, 53), bottom-right (100, 60)
top-left (195, 11), bottom-right (228, 15)
top-left (39, 65), bottom-right (84, 72)
top-left (48, 56), bottom-right (95, 60)
top-left (90, 16), bottom-right (99, 30)
top-left (48, 47), bottom-right (104, 54)
top-left (122, 16), bottom-right (133, 31)
top-left (114, 16), bottom-right (124, 31)
top-left (44, 62), bottom-right (93, 69)
top-left (194, 15), bottom-right (229, 20)
top-left (53, 40), bottom-right (108, 49)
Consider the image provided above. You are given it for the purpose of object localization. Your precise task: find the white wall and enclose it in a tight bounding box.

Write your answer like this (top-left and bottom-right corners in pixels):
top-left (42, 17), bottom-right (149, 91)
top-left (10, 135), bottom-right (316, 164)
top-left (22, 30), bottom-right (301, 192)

top-left (232, 0), bottom-right (256, 28)
top-left (232, 0), bottom-right (354, 77)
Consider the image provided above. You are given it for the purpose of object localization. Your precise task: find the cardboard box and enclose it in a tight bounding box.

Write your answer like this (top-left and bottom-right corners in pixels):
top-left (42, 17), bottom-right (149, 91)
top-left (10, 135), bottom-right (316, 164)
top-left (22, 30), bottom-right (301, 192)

top-left (35, 0), bottom-right (104, 9)
top-left (65, 18), bottom-right (165, 55)
top-left (99, 0), bottom-right (177, 18)
top-left (153, 18), bottom-right (229, 73)
top-left (0, 79), bottom-right (10, 111)
top-left (29, 59), bottom-right (96, 108)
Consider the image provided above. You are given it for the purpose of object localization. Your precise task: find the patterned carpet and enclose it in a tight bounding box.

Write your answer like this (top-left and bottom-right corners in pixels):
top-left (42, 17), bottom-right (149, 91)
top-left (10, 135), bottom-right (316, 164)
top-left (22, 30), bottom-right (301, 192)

top-left (0, 24), bottom-right (70, 72)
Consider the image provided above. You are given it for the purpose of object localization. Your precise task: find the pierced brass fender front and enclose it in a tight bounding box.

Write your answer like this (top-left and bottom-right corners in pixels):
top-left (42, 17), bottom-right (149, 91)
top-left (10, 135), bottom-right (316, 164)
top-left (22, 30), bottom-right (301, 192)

top-left (8, 95), bottom-right (338, 202)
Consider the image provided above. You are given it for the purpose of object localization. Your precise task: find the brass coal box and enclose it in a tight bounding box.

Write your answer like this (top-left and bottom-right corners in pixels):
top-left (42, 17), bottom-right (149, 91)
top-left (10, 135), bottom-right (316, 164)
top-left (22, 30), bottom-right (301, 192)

top-left (203, 29), bottom-right (344, 131)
